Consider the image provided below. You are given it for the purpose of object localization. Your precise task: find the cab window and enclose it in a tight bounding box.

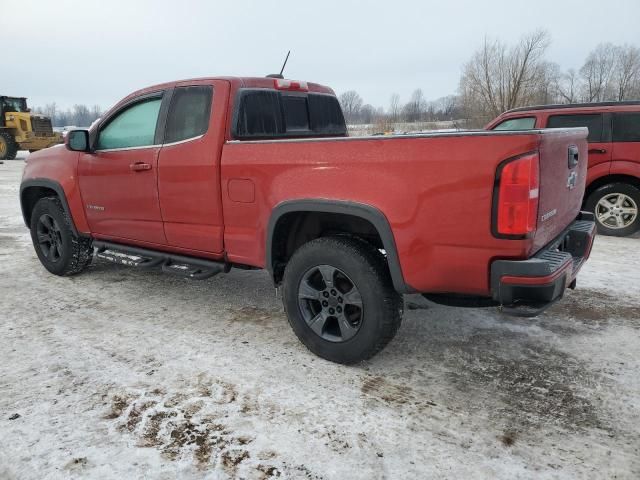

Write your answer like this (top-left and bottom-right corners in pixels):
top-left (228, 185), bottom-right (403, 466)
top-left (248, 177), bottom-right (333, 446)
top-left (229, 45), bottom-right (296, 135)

top-left (234, 90), bottom-right (347, 139)
top-left (164, 86), bottom-right (213, 144)
top-left (547, 114), bottom-right (603, 143)
top-left (493, 117), bottom-right (536, 130)
top-left (97, 97), bottom-right (162, 150)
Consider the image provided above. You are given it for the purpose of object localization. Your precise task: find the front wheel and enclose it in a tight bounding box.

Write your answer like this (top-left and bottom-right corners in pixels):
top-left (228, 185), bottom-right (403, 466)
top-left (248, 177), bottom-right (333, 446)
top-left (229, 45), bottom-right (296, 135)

top-left (0, 130), bottom-right (18, 160)
top-left (282, 236), bottom-right (403, 364)
top-left (29, 197), bottom-right (93, 275)
top-left (585, 183), bottom-right (640, 236)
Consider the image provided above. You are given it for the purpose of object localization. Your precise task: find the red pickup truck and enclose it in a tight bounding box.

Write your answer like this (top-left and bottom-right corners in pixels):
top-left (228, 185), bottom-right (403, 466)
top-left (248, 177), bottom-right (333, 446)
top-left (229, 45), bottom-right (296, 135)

top-left (20, 76), bottom-right (596, 363)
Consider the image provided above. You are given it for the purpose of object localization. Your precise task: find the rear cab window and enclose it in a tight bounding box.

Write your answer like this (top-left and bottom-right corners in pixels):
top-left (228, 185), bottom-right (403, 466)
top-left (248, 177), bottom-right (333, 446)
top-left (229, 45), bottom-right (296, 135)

top-left (546, 114), bottom-right (604, 143)
top-left (233, 89), bottom-right (346, 139)
top-left (612, 112), bottom-right (640, 142)
top-left (493, 117), bottom-right (536, 131)
top-left (164, 85), bottom-right (213, 144)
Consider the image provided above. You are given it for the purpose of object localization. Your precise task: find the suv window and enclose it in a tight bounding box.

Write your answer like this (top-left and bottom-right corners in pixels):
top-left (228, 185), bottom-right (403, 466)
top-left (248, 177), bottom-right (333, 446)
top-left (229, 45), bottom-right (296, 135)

top-left (97, 97), bottom-right (162, 150)
top-left (493, 117), bottom-right (536, 130)
top-left (612, 112), bottom-right (640, 142)
top-left (547, 114), bottom-right (603, 143)
top-left (234, 90), bottom-right (346, 139)
top-left (164, 86), bottom-right (213, 144)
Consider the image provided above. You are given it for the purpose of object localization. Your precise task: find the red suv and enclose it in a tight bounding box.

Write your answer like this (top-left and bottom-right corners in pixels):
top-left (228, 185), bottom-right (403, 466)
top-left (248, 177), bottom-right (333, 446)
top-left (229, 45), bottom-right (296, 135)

top-left (487, 102), bottom-right (640, 236)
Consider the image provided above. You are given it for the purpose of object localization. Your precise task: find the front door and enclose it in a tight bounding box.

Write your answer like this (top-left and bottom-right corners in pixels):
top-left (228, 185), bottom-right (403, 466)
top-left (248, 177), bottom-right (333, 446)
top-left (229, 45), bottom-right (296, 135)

top-left (78, 92), bottom-right (167, 245)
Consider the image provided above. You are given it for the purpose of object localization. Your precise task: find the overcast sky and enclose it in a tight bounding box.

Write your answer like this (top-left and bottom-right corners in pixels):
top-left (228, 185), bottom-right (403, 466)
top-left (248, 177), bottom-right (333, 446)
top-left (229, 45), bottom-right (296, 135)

top-left (3, 0), bottom-right (640, 111)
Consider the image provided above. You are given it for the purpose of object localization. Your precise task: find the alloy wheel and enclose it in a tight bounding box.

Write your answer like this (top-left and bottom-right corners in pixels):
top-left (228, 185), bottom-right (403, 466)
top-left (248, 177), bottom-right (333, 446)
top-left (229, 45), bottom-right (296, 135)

top-left (297, 264), bottom-right (364, 342)
top-left (36, 214), bottom-right (64, 262)
top-left (595, 193), bottom-right (638, 230)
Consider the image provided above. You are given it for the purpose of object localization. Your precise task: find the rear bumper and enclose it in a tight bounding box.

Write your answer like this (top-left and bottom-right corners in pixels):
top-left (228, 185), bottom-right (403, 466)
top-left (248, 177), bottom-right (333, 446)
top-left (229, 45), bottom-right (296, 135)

top-left (490, 211), bottom-right (596, 316)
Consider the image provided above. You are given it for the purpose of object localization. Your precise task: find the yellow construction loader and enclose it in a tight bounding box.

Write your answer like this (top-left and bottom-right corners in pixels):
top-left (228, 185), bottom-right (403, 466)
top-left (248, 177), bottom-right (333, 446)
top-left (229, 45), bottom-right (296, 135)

top-left (0, 96), bottom-right (62, 160)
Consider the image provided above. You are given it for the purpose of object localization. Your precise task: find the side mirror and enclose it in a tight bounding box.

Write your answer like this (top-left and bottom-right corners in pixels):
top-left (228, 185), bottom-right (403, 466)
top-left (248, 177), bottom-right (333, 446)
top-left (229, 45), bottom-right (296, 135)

top-left (66, 130), bottom-right (91, 152)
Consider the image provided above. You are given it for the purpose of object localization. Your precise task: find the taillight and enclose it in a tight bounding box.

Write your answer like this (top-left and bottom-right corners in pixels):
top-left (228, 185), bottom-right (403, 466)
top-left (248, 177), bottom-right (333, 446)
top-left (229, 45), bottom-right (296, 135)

top-left (494, 152), bottom-right (539, 237)
top-left (273, 79), bottom-right (308, 91)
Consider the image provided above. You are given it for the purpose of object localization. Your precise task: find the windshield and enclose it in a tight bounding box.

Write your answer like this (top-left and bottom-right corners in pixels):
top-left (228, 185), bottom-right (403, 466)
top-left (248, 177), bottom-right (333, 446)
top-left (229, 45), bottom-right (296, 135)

top-left (2, 97), bottom-right (28, 113)
top-left (493, 117), bottom-right (536, 130)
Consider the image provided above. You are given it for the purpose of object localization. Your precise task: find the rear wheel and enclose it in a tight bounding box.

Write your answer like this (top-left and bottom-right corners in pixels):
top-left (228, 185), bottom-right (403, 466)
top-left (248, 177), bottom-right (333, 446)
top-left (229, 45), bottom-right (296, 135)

top-left (0, 130), bottom-right (18, 160)
top-left (585, 182), bottom-right (640, 236)
top-left (29, 197), bottom-right (93, 275)
top-left (282, 236), bottom-right (403, 364)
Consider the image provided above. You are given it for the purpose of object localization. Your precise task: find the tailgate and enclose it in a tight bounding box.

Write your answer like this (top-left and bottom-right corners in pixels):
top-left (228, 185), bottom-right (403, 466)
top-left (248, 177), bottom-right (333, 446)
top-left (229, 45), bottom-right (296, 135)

top-left (531, 127), bottom-right (589, 253)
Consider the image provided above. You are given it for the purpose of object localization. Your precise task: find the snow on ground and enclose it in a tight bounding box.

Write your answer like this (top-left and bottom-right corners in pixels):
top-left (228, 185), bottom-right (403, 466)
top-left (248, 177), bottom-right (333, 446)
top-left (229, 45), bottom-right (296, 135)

top-left (0, 158), bottom-right (639, 479)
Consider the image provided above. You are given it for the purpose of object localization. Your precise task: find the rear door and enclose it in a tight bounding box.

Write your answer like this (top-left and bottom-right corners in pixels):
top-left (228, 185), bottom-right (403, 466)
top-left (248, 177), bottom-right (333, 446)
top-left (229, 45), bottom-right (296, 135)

top-left (611, 111), bottom-right (640, 166)
top-left (78, 92), bottom-right (167, 244)
top-left (546, 112), bottom-right (612, 170)
top-left (156, 80), bottom-right (229, 253)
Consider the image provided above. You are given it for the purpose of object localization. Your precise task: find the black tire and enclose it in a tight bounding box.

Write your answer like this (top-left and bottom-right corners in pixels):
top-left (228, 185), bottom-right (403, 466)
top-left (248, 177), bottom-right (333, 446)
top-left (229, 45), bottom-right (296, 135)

top-left (0, 130), bottom-right (18, 160)
top-left (282, 236), bottom-right (403, 364)
top-left (585, 182), bottom-right (640, 237)
top-left (29, 197), bottom-right (93, 276)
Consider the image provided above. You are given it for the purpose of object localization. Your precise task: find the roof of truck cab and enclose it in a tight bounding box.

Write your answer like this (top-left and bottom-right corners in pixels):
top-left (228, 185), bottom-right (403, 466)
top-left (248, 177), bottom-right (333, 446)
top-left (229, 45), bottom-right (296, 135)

top-left (116, 76), bottom-right (335, 107)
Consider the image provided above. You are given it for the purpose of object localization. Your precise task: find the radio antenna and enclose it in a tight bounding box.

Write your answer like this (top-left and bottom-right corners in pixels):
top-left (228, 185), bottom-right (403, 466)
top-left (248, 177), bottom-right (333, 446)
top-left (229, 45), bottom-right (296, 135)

top-left (267, 51), bottom-right (291, 79)
top-left (279, 50), bottom-right (291, 76)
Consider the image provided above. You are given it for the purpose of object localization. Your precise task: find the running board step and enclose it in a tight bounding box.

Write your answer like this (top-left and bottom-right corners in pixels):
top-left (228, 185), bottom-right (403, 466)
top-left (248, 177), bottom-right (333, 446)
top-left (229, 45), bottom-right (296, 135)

top-left (94, 241), bottom-right (229, 280)
top-left (161, 261), bottom-right (223, 280)
top-left (96, 250), bottom-right (164, 268)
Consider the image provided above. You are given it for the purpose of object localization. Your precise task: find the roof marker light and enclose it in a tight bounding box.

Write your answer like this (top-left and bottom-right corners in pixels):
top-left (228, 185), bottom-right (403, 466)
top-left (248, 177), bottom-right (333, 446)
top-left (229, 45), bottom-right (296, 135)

top-left (274, 79), bottom-right (308, 91)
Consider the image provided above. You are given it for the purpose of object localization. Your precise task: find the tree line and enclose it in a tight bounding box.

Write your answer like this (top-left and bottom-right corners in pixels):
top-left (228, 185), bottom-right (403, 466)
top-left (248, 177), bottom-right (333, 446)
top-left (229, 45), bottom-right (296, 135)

top-left (340, 31), bottom-right (640, 129)
top-left (32, 102), bottom-right (103, 128)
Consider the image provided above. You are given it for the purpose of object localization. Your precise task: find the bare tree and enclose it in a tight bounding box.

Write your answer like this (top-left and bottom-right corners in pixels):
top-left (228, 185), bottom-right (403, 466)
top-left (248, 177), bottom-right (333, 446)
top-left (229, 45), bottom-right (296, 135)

top-left (388, 93), bottom-right (401, 123)
top-left (558, 68), bottom-right (579, 103)
top-left (42, 102), bottom-right (57, 120)
top-left (91, 104), bottom-right (102, 119)
top-left (459, 30), bottom-right (550, 125)
top-left (614, 44), bottom-right (640, 100)
top-left (72, 104), bottom-right (92, 127)
top-left (403, 89), bottom-right (426, 122)
top-left (359, 104), bottom-right (376, 124)
top-left (579, 43), bottom-right (617, 102)
top-left (426, 95), bottom-right (460, 121)
top-left (534, 61), bottom-right (562, 105)
top-left (338, 90), bottom-right (363, 124)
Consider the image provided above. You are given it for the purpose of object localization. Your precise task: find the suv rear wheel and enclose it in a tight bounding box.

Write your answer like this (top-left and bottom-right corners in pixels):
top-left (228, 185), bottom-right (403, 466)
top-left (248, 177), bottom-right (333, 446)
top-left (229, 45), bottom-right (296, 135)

top-left (282, 236), bottom-right (403, 364)
top-left (586, 183), bottom-right (640, 236)
top-left (30, 197), bottom-right (93, 275)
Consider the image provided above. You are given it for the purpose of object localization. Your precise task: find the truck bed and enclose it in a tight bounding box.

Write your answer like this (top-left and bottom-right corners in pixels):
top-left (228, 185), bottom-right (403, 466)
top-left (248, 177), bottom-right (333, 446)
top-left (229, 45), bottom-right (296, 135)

top-left (221, 128), bottom-right (589, 295)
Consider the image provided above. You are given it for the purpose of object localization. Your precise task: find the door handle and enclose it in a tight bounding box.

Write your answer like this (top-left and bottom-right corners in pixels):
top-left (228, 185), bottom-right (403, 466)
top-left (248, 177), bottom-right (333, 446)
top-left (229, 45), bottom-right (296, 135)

top-left (130, 162), bottom-right (152, 171)
top-left (588, 148), bottom-right (607, 154)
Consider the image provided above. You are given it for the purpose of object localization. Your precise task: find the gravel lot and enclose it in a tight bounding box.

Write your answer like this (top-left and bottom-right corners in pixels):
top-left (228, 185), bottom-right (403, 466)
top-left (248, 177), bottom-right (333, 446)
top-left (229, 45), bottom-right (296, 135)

top-left (1, 156), bottom-right (639, 479)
